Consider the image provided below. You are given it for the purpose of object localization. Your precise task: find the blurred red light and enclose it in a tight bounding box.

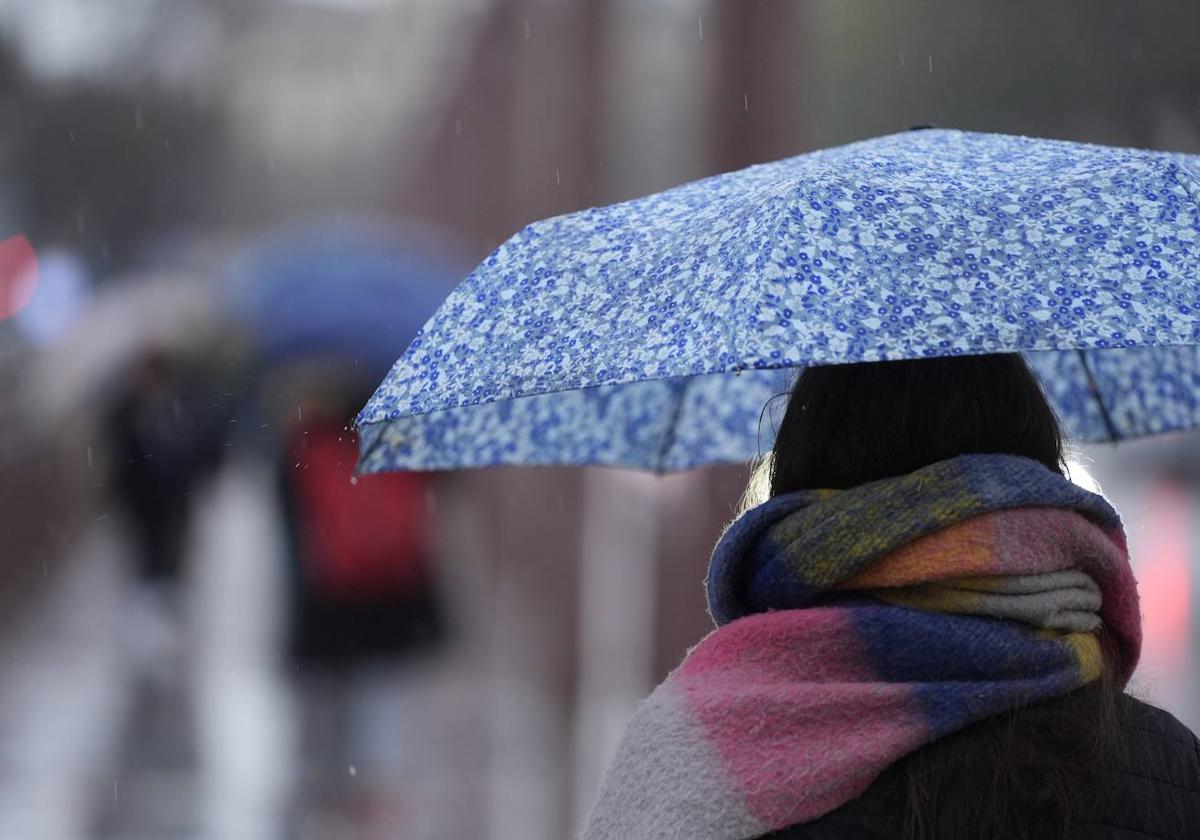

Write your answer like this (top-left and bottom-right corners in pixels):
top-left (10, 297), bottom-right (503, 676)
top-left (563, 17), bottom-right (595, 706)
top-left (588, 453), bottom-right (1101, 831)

top-left (0, 234), bottom-right (39, 320)
top-left (1139, 480), bottom-right (1192, 669)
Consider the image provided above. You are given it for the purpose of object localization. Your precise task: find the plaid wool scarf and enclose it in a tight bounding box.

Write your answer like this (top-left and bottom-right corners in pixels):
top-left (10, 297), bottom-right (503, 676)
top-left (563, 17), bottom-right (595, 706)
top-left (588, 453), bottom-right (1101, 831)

top-left (582, 454), bottom-right (1141, 840)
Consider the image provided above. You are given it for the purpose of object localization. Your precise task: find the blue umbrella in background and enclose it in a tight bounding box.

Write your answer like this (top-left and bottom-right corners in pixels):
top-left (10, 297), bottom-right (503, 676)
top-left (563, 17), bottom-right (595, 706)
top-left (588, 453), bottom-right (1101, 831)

top-left (232, 217), bottom-right (462, 378)
top-left (357, 129), bottom-right (1200, 473)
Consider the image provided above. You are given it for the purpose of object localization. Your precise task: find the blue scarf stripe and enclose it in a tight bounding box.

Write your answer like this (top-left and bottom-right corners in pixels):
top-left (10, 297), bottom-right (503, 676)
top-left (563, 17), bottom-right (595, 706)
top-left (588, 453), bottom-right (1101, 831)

top-left (850, 603), bottom-right (1087, 736)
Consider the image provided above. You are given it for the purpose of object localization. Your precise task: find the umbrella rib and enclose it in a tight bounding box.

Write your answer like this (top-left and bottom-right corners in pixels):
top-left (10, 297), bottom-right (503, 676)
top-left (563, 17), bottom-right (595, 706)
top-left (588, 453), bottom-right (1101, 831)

top-left (654, 378), bottom-right (690, 472)
top-left (1075, 349), bottom-right (1121, 442)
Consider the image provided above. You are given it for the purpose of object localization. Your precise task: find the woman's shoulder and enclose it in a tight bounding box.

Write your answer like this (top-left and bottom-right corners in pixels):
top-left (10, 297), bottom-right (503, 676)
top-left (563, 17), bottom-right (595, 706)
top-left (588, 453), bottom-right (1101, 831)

top-left (1112, 692), bottom-right (1200, 781)
top-left (1116, 692), bottom-right (1200, 751)
top-left (762, 695), bottom-right (1200, 840)
top-left (1085, 693), bottom-right (1200, 838)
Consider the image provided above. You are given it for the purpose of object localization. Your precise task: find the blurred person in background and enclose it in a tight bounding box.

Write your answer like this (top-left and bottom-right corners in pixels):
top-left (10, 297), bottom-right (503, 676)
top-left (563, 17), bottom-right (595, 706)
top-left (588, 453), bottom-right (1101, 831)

top-left (585, 354), bottom-right (1200, 840)
top-left (270, 374), bottom-right (445, 838)
top-left (105, 348), bottom-right (229, 675)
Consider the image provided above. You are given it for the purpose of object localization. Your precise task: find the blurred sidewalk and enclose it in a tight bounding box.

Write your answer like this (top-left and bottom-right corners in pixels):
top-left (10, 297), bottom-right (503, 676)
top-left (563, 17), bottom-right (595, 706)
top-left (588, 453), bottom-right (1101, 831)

top-left (0, 519), bottom-right (127, 840)
top-left (0, 456), bottom-right (494, 840)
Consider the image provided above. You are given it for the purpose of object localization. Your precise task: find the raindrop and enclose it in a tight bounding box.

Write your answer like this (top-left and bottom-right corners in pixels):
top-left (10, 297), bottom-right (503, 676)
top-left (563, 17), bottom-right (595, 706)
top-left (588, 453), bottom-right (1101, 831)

top-left (523, 19), bottom-right (531, 39)
top-left (697, 17), bottom-right (704, 40)
top-left (134, 106), bottom-right (144, 133)
top-left (87, 445), bottom-right (93, 468)
top-left (349, 765), bottom-right (357, 776)
top-left (898, 52), bottom-right (905, 66)
top-left (555, 168), bottom-right (562, 186)
top-left (350, 475), bottom-right (358, 486)
top-left (743, 93), bottom-right (749, 111)
top-left (297, 405), bottom-right (303, 421)
top-left (927, 54), bottom-right (933, 74)
top-left (455, 117), bottom-right (462, 136)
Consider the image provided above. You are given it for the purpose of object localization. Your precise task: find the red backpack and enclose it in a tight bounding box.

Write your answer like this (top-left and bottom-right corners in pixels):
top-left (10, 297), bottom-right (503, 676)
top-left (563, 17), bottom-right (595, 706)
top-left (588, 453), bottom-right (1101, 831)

top-left (287, 422), bottom-right (432, 599)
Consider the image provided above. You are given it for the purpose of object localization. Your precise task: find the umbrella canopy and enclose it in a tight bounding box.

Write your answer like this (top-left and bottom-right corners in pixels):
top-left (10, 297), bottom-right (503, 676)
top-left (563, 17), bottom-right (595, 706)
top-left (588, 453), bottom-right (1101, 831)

top-left (358, 129), bottom-right (1200, 473)
top-left (230, 218), bottom-right (462, 377)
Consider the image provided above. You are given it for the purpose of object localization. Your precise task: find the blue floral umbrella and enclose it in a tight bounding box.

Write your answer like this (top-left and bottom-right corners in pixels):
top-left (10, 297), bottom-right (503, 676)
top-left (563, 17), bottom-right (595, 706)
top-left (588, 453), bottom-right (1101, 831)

top-left (357, 129), bottom-right (1200, 473)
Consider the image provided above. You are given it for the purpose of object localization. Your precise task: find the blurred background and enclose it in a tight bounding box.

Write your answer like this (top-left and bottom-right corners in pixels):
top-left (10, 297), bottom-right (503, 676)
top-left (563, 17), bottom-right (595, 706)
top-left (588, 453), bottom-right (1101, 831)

top-left (1, 2), bottom-right (1199, 839)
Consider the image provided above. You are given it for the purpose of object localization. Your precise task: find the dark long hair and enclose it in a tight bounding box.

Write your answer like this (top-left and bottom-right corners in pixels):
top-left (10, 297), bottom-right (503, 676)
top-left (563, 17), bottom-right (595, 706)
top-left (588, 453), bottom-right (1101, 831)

top-left (767, 354), bottom-right (1126, 840)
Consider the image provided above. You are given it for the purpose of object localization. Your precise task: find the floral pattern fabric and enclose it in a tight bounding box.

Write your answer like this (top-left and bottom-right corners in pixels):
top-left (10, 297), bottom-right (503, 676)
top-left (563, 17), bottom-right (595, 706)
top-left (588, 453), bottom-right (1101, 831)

top-left (358, 129), bottom-right (1200, 472)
